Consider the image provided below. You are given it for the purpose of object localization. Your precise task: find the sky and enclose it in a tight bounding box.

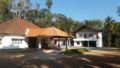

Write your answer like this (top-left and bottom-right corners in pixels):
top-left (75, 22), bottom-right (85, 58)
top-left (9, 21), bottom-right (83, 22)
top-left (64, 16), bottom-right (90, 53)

top-left (31, 0), bottom-right (120, 22)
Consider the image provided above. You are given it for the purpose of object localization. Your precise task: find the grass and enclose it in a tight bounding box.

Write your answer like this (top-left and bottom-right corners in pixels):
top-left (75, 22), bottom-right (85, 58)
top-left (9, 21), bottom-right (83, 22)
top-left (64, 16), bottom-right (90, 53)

top-left (61, 48), bottom-right (88, 55)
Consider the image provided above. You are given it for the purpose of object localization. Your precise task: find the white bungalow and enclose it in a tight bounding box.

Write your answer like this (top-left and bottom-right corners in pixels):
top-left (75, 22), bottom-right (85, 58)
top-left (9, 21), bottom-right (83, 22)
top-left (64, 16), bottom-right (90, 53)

top-left (73, 25), bottom-right (103, 47)
top-left (0, 18), bottom-right (41, 49)
top-left (0, 18), bottom-right (70, 49)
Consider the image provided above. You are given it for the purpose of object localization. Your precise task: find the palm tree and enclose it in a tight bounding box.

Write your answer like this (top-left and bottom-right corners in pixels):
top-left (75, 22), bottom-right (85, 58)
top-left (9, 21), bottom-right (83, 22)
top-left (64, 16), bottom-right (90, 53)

top-left (104, 16), bottom-right (114, 47)
top-left (46, 0), bottom-right (52, 10)
top-left (45, 0), bottom-right (53, 27)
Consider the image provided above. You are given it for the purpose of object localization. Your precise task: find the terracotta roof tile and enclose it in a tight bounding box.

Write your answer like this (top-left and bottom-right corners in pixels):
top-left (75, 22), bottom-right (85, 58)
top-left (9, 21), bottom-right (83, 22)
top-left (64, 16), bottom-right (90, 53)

top-left (0, 19), bottom-right (69, 37)
top-left (0, 18), bottom-right (40, 35)
top-left (27, 27), bottom-right (69, 37)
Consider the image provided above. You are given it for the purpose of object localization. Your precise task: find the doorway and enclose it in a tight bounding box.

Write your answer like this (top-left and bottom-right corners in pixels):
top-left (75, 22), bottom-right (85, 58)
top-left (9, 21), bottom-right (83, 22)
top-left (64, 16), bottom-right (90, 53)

top-left (89, 41), bottom-right (96, 47)
top-left (28, 37), bottom-right (38, 48)
top-left (82, 41), bottom-right (96, 47)
top-left (82, 41), bottom-right (88, 47)
top-left (41, 38), bottom-right (48, 49)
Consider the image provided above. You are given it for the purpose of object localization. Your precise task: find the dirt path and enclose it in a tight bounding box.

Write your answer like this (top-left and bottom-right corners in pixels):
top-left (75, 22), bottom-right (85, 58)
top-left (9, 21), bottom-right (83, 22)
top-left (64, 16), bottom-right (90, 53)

top-left (84, 50), bottom-right (120, 56)
top-left (0, 49), bottom-right (119, 68)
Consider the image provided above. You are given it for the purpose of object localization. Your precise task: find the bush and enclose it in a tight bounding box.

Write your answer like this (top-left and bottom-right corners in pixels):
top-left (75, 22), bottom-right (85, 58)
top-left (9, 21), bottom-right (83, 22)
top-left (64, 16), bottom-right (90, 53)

top-left (61, 48), bottom-right (88, 55)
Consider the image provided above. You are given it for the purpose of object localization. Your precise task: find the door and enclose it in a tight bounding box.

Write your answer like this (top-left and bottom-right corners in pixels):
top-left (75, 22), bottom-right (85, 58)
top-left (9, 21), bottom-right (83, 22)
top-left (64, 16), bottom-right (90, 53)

top-left (82, 41), bottom-right (88, 47)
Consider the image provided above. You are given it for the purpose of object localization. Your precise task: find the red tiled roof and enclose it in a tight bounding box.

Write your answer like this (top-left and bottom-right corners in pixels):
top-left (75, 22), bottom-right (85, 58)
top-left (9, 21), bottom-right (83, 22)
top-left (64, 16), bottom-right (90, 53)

top-left (0, 19), bottom-right (69, 37)
top-left (0, 18), bottom-right (40, 35)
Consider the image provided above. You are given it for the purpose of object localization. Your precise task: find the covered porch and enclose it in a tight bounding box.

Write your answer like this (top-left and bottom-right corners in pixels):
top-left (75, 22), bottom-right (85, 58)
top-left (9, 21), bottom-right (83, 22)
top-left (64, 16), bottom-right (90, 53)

top-left (27, 27), bottom-right (71, 50)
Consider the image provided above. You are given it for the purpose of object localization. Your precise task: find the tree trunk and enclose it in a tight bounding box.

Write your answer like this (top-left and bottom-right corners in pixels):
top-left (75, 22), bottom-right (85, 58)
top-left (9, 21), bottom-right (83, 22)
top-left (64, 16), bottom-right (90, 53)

top-left (108, 33), bottom-right (111, 47)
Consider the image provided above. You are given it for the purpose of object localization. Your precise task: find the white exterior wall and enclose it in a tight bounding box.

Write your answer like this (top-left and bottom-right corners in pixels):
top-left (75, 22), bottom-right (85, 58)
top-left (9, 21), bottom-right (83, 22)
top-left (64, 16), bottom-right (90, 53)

top-left (96, 32), bottom-right (103, 47)
top-left (0, 35), bottom-right (28, 49)
top-left (74, 41), bottom-right (82, 47)
top-left (73, 29), bottom-right (103, 47)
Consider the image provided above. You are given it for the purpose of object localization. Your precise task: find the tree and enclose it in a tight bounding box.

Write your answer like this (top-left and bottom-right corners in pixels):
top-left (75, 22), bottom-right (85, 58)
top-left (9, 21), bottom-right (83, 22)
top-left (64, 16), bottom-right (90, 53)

top-left (112, 22), bottom-right (120, 47)
top-left (45, 0), bottom-right (53, 27)
top-left (46, 0), bottom-right (53, 10)
top-left (117, 6), bottom-right (120, 16)
top-left (10, 0), bottom-right (32, 19)
top-left (84, 19), bottom-right (104, 29)
top-left (53, 13), bottom-right (81, 35)
top-left (26, 8), bottom-right (48, 27)
top-left (0, 0), bottom-right (12, 22)
top-left (104, 16), bottom-right (114, 47)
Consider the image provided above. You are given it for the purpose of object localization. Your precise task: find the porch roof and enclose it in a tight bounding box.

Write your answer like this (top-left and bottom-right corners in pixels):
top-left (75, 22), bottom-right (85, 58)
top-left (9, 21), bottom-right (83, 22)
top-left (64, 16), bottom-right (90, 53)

top-left (27, 27), bottom-right (70, 38)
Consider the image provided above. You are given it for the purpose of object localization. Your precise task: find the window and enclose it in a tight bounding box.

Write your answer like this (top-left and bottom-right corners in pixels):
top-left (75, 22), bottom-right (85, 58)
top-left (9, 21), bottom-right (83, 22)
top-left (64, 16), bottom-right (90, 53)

top-left (12, 38), bottom-right (24, 45)
top-left (54, 40), bottom-right (57, 44)
top-left (77, 41), bottom-right (80, 45)
top-left (84, 34), bottom-right (87, 38)
top-left (89, 34), bottom-right (93, 37)
top-left (63, 41), bottom-right (66, 46)
top-left (0, 38), bottom-right (2, 44)
top-left (79, 34), bottom-right (82, 37)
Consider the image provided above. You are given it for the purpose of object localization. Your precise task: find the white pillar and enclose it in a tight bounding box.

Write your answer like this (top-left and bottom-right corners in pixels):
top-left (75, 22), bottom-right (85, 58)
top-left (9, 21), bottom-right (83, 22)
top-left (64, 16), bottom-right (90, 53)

top-left (97, 32), bottom-right (103, 47)
top-left (74, 41), bottom-right (77, 46)
top-left (38, 37), bottom-right (41, 48)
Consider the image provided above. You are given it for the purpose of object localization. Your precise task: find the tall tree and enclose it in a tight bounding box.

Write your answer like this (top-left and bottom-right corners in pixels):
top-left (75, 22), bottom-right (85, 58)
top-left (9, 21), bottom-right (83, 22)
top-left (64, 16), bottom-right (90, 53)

top-left (117, 6), bottom-right (120, 16)
top-left (46, 0), bottom-right (52, 10)
top-left (46, 0), bottom-right (53, 27)
top-left (112, 22), bottom-right (120, 47)
top-left (10, 0), bottom-right (32, 19)
top-left (104, 16), bottom-right (114, 47)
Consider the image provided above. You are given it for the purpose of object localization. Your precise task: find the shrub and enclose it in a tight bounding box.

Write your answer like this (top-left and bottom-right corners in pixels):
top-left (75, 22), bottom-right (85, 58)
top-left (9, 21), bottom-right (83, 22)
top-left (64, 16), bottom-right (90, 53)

top-left (61, 48), bottom-right (88, 55)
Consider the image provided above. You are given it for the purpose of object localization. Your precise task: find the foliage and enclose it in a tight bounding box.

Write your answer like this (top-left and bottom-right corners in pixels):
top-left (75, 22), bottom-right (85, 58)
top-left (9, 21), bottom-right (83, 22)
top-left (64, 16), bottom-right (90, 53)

top-left (117, 6), bottom-right (120, 16)
top-left (61, 48), bottom-right (88, 55)
top-left (53, 13), bottom-right (81, 35)
top-left (46, 0), bottom-right (53, 10)
top-left (103, 16), bottom-right (114, 47)
top-left (103, 16), bottom-right (120, 47)
top-left (84, 19), bottom-right (104, 29)
top-left (0, 0), bottom-right (12, 22)
top-left (46, 0), bottom-right (53, 27)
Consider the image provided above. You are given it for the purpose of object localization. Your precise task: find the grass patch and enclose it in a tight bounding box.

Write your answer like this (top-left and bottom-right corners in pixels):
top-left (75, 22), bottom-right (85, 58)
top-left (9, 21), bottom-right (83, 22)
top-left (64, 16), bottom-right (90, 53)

top-left (61, 48), bottom-right (88, 55)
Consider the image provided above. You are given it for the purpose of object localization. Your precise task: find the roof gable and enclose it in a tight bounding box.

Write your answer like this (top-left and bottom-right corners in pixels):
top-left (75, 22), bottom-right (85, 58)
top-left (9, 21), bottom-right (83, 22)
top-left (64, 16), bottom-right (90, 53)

top-left (0, 18), bottom-right (40, 35)
top-left (74, 25), bottom-right (99, 33)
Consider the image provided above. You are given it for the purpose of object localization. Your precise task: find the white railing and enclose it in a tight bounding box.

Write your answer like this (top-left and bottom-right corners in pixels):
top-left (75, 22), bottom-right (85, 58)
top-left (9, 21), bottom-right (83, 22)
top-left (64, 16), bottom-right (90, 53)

top-left (76, 35), bottom-right (98, 40)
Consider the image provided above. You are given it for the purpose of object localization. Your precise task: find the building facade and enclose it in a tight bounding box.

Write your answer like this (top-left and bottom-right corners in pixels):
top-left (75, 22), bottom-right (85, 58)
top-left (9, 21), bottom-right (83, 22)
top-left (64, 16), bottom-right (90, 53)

top-left (73, 25), bottom-right (103, 47)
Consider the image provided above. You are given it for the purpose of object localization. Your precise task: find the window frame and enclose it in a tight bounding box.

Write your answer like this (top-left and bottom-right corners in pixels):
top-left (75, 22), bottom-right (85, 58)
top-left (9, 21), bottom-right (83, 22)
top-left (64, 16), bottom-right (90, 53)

top-left (12, 38), bottom-right (24, 45)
